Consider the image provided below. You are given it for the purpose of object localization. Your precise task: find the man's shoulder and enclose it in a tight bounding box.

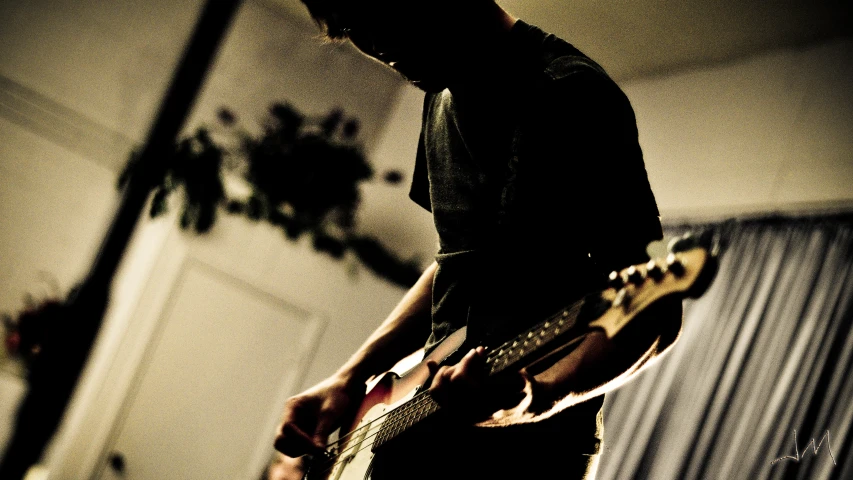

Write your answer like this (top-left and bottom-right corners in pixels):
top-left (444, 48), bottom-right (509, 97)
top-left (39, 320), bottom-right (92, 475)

top-left (542, 55), bottom-right (609, 83)
top-left (512, 20), bottom-right (610, 82)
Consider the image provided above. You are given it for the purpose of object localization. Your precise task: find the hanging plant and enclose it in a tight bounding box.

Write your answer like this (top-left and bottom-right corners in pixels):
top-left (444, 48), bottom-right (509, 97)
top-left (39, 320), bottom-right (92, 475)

top-left (2, 276), bottom-right (65, 374)
top-left (119, 103), bottom-right (420, 288)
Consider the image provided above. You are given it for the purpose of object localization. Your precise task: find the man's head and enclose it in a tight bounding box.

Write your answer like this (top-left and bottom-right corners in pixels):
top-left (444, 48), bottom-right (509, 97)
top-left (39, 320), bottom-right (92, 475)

top-left (299, 0), bottom-right (513, 92)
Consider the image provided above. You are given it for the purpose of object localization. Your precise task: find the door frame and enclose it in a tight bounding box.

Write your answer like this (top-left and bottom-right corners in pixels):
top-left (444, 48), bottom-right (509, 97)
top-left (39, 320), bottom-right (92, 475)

top-left (46, 217), bottom-right (326, 480)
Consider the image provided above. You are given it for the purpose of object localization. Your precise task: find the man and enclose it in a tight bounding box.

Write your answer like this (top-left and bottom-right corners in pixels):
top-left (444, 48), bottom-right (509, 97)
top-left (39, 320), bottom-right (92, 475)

top-left (275, 1), bottom-right (681, 478)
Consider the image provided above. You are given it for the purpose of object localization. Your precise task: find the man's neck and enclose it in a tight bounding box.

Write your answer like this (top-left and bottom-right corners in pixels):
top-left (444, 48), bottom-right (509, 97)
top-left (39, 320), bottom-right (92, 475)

top-left (448, 7), bottom-right (519, 98)
top-left (490, 5), bottom-right (518, 36)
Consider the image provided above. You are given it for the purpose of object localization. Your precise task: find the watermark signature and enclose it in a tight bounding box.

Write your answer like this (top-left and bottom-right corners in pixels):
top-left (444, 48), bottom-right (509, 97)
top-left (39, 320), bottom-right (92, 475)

top-left (771, 430), bottom-right (836, 466)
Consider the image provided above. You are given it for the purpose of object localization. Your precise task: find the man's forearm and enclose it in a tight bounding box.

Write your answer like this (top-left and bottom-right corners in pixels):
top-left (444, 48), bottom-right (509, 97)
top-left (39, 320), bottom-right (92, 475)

top-left (481, 297), bottom-right (683, 426)
top-left (335, 261), bottom-right (437, 386)
top-left (530, 297), bottom-right (683, 416)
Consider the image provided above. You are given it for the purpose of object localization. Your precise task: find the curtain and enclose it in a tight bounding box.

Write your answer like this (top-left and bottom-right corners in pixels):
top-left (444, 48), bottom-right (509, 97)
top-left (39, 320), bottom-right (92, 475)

top-left (596, 215), bottom-right (853, 480)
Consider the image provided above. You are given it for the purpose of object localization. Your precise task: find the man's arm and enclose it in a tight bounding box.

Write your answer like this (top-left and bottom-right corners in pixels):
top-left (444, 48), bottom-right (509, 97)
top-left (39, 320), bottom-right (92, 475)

top-left (335, 260), bottom-right (436, 382)
top-left (495, 59), bottom-right (679, 421)
top-left (428, 269), bottom-right (683, 426)
top-left (274, 261), bottom-right (437, 456)
top-left (521, 243), bottom-right (683, 414)
top-left (430, 64), bottom-right (678, 419)
top-left (518, 294), bottom-right (683, 420)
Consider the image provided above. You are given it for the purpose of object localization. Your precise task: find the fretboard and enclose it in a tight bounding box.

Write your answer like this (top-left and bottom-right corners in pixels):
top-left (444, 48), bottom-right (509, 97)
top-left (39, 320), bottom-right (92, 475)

top-left (372, 297), bottom-right (588, 450)
top-left (373, 391), bottom-right (440, 450)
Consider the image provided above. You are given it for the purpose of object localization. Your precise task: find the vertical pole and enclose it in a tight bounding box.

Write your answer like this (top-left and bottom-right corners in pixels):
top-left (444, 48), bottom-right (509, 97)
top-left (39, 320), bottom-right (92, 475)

top-left (0, 0), bottom-right (243, 477)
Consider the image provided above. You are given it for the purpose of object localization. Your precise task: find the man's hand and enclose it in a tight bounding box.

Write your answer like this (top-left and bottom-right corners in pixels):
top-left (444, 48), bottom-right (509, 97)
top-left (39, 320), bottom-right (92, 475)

top-left (267, 453), bottom-right (306, 480)
top-left (274, 262), bottom-right (436, 456)
top-left (274, 375), bottom-right (364, 458)
top-left (426, 347), bottom-right (528, 423)
top-left (425, 305), bottom-right (679, 426)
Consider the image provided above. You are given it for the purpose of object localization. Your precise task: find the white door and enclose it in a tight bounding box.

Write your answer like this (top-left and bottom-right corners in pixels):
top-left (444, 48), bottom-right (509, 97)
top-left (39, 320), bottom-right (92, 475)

top-left (47, 213), bottom-right (408, 480)
top-left (95, 258), bottom-right (323, 480)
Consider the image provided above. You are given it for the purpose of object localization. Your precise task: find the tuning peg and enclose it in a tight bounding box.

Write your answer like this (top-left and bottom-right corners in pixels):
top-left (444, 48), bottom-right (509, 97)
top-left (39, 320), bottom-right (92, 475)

top-left (666, 253), bottom-right (685, 276)
top-left (646, 260), bottom-right (664, 280)
top-left (626, 265), bottom-right (645, 284)
top-left (700, 228), bottom-right (723, 258)
top-left (608, 270), bottom-right (625, 290)
top-left (613, 288), bottom-right (631, 309)
top-left (667, 233), bottom-right (698, 253)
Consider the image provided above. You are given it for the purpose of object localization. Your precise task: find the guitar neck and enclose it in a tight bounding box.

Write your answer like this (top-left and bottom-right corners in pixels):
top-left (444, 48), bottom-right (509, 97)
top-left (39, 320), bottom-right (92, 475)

top-left (310, 242), bottom-right (715, 480)
top-left (373, 296), bottom-right (594, 450)
top-left (483, 298), bottom-right (590, 376)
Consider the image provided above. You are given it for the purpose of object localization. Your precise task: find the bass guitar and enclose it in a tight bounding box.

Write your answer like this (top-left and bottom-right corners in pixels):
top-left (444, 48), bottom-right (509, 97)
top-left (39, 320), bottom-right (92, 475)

top-left (303, 233), bottom-right (720, 480)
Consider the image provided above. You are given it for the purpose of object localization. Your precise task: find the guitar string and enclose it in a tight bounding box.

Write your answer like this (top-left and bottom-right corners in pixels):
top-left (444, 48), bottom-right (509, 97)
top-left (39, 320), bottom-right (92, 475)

top-left (323, 392), bottom-right (433, 463)
top-left (317, 395), bottom-right (437, 475)
top-left (316, 304), bottom-right (607, 476)
top-left (323, 392), bottom-right (428, 450)
top-left (322, 326), bottom-right (538, 456)
top-left (322, 389), bottom-right (432, 452)
top-left (321, 346), bottom-right (570, 476)
top-left (323, 410), bottom-right (389, 450)
top-left (318, 396), bottom-right (447, 477)
top-left (485, 306), bottom-right (580, 375)
top-left (317, 300), bottom-right (587, 475)
top-left (321, 421), bottom-right (383, 473)
top-left (320, 430), bottom-right (386, 476)
top-left (318, 330), bottom-right (582, 476)
top-left (322, 301), bottom-right (584, 459)
top-left (320, 341), bottom-right (590, 474)
top-left (320, 329), bottom-right (526, 453)
top-left (318, 395), bottom-right (443, 477)
top-left (315, 270), bottom-right (685, 475)
top-left (486, 305), bottom-right (577, 356)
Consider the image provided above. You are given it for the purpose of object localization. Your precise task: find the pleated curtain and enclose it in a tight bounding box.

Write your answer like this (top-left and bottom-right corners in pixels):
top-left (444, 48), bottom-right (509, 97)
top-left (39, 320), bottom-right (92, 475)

top-left (596, 215), bottom-right (853, 480)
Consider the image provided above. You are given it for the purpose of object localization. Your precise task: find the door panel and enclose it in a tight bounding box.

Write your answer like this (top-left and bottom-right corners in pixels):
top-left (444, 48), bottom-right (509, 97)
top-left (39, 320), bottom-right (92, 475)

top-left (98, 259), bottom-right (322, 480)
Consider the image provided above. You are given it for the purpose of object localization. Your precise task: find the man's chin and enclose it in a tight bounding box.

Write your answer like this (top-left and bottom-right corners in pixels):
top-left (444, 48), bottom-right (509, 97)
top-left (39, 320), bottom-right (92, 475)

top-left (388, 62), bottom-right (450, 93)
top-left (408, 78), bottom-right (448, 93)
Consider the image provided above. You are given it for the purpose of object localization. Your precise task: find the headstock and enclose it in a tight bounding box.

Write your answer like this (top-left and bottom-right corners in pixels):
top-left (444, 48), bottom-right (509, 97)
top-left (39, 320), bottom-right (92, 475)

top-left (588, 231), bottom-right (719, 339)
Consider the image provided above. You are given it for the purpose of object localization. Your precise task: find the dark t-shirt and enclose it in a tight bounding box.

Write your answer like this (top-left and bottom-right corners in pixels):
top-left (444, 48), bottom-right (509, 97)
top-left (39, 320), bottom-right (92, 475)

top-left (404, 20), bottom-right (662, 475)
top-left (411, 21), bottom-right (661, 351)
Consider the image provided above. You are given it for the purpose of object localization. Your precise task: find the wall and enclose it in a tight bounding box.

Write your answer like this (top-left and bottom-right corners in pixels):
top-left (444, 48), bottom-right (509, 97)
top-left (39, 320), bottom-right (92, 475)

top-left (45, 211), bottom-right (411, 479)
top-left (356, 85), bottom-right (438, 262)
top-left (0, 0), bottom-right (407, 313)
top-left (0, 0), bottom-right (412, 470)
top-left (0, 0), bottom-right (196, 314)
top-left (3, 0), bottom-right (849, 473)
top-left (362, 36), bottom-right (853, 258)
top-left (623, 37), bottom-right (853, 222)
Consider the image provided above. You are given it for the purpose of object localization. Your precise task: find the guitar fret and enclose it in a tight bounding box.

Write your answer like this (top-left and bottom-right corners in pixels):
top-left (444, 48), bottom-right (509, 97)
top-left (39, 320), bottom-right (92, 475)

top-left (374, 393), bottom-right (441, 451)
top-left (317, 246), bottom-right (714, 480)
top-left (487, 313), bottom-right (572, 375)
top-left (378, 300), bottom-right (588, 448)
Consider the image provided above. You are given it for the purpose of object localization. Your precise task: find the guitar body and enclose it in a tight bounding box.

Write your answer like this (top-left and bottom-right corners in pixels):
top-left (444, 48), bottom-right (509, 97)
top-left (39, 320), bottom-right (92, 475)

top-left (307, 328), bottom-right (467, 480)
top-left (303, 235), bottom-right (720, 480)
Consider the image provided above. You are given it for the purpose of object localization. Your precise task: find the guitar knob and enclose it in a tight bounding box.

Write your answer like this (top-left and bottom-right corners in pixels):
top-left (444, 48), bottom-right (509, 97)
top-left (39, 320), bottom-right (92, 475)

top-left (613, 288), bottom-right (631, 308)
top-left (666, 253), bottom-right (685, 277)
top-left (646, 260), bottom-right (664, 280)
top-left (109, 452), bottom-right (126, 474)
top-left (626, 265), bottom-right (645, 284)
top-left (667, 233), bottom-right (698, 253)
top-left (608, 270), bottom-right (624, 289)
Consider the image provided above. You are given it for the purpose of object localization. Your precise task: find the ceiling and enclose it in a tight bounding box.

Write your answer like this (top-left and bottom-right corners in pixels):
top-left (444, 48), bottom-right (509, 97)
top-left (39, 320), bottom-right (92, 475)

top-left (262, 0), bottom-right (852, 81)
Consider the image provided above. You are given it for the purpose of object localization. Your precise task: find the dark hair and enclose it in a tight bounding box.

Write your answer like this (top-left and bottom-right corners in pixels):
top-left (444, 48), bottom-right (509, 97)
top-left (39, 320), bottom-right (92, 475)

top-left (299, 0), bottom-right (495, 40)
top-left (300, 0), bottom-right (349, 39)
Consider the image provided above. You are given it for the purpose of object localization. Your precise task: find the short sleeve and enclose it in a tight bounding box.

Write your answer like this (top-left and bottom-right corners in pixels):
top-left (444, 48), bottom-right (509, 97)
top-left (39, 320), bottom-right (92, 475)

top-left (513, 57), bottom-right (662, 271)
top-left (408, 93), bottom-right (434, 213)
top-left (408, 134), bottom-right (431, 212)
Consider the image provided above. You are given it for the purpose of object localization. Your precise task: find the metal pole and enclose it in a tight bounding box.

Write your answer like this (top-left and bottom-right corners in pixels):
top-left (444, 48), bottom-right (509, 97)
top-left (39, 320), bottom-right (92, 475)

top-left (0, 0), bottom-right (243, 477)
